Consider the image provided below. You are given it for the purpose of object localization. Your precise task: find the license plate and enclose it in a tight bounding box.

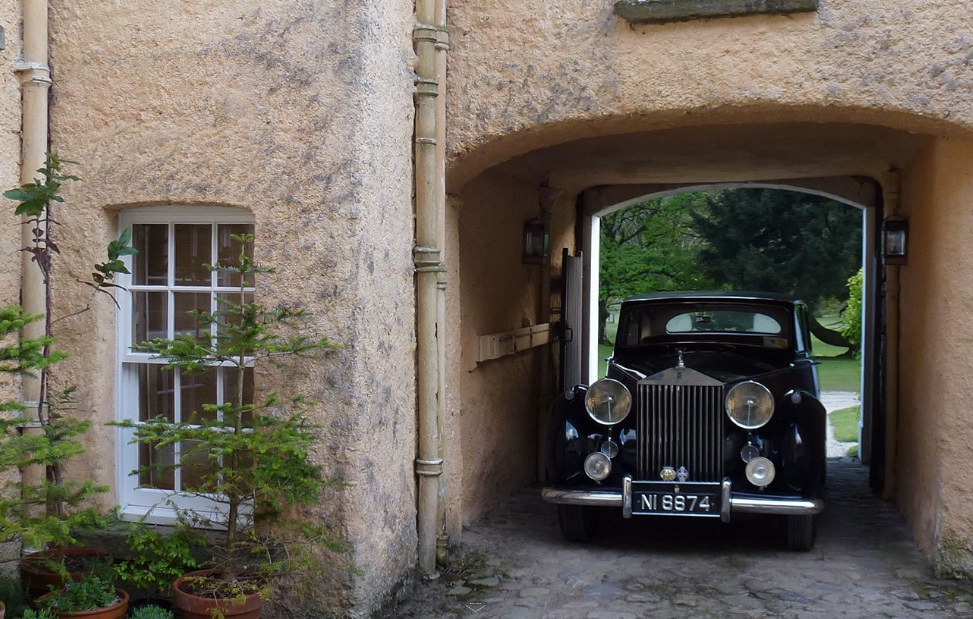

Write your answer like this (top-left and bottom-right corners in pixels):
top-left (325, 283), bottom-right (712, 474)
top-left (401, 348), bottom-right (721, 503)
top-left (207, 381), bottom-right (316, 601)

top-left (631, 481), bottom-right (721, 517)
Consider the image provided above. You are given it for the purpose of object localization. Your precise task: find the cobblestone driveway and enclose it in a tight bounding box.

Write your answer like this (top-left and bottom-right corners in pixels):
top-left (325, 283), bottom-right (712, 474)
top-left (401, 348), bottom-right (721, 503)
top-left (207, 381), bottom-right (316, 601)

top-left (385, 460), bottom-right (973, 618)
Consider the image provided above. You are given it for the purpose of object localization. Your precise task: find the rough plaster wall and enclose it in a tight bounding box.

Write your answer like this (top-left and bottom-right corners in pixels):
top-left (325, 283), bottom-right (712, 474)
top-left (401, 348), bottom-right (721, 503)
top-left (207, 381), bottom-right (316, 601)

top-left (443, 194), bottom-right (465, 539)
top-left (0, 0), bottom-right (21, 308)
top-left (897, 141), bottom-right (947, 560)
top-left (899, 138), bottom-right (973, 575)
top-left (458, 172), bottom-right (542, 525)
top-left (445, 0), bottom-right (973, 185)
top-left (47, 0), bottom-right (415, 615)
top-left (0, 0), bottom-right (24, 568)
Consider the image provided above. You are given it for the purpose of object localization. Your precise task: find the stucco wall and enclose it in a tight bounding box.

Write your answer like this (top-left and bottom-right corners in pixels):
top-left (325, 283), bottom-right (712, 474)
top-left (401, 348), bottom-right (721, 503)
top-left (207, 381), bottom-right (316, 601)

top-left (0, 0), bottom-right (22, 308)
top-left (46, 0), bottom-right (415, 615)
top-left (899, 137), bottom-right (973, 575)
top-left (446, 0), bottom-right (973, 187)
top-left (0, 0), bottom-right (25, 568)
top-left (457, 171), bottom-right (544, 525)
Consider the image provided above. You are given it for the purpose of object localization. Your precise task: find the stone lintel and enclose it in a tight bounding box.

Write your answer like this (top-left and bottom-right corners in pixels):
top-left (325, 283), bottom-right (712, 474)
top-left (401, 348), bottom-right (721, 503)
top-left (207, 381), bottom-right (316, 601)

top-left (614, 0), bottom-right (818, 24)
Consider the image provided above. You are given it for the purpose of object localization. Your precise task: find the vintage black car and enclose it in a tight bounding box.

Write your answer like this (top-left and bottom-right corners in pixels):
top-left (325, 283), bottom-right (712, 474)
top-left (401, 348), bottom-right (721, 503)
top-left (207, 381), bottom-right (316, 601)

top-left (542, 292), bottom-right (826, 550)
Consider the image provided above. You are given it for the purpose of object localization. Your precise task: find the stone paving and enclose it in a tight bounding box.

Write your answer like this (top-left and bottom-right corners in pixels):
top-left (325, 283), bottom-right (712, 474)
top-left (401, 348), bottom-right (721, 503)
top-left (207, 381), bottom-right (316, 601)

top-left (385, 460), bottom-right (973, 618)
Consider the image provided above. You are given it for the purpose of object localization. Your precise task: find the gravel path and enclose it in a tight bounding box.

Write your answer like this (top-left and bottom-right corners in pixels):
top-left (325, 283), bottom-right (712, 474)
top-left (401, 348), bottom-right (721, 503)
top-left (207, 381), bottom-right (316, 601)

top-left (821, 391), bottom-right (860, 458)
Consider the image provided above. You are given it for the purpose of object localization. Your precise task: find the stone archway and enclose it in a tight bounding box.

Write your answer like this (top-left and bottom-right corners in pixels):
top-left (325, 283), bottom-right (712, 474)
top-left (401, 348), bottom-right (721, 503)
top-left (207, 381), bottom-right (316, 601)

top-left (443, 115), bottom-right (973, 575)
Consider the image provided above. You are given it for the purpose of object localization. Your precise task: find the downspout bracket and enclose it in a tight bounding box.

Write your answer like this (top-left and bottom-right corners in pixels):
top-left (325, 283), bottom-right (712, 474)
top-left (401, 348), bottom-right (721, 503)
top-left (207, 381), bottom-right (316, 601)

top-left (415, 458), bottom-right (444, 477)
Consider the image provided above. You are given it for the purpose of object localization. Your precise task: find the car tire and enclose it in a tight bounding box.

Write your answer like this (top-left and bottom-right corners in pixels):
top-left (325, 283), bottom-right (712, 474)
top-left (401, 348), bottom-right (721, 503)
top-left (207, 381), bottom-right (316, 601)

top-left (557, 505), bottom-right (597, 542)
top-left (785, 514), bottom-right (816, 551)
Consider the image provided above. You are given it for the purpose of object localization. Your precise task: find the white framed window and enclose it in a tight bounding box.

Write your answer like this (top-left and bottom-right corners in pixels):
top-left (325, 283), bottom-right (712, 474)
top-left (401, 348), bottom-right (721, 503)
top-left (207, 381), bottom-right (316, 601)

top-left (115, 206), bottom-right (254, 524)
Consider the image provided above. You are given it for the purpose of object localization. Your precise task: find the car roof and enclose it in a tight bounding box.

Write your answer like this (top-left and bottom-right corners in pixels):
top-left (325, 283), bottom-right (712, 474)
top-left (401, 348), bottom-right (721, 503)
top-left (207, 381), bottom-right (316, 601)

top-left (621, 290), bottom-right (805, 305)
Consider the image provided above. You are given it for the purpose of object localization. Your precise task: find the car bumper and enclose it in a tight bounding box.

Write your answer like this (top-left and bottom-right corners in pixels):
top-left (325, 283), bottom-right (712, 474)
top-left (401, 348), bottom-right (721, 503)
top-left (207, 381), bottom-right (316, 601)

top-left (541, 476), bottom-right (823, 522)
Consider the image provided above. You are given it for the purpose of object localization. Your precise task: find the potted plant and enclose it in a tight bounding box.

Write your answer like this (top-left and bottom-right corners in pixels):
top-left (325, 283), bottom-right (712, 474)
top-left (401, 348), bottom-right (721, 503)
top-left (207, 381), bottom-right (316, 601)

top-left (0, 154), bottom-right (136, 592)
top-left (36, 573), bottom-right (128, 619)
top-left (116, 234), bottom-right (340, 618)
top-left (112, 520), bottom-right (200, 609)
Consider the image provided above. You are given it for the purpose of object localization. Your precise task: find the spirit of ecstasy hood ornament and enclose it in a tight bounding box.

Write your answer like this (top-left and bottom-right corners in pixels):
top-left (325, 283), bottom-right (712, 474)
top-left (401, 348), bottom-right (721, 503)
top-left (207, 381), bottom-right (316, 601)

top-left (676, 349), bottom-right (685, 369)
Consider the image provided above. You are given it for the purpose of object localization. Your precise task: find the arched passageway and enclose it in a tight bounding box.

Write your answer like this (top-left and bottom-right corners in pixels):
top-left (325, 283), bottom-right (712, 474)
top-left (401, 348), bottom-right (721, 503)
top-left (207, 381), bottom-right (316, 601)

top-left (443, 116), bottom-right (973, 576)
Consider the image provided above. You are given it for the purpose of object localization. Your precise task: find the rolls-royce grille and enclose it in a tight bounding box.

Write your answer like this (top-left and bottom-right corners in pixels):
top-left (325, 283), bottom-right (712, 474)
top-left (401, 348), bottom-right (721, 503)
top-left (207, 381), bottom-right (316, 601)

top-left (637, 382), bottom-right (724, 482)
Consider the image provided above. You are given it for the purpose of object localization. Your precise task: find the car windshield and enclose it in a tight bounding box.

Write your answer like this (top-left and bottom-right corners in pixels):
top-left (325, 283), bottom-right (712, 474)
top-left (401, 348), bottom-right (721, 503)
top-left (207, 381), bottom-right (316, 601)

top-left (617, 302), bottom-right (792, 348)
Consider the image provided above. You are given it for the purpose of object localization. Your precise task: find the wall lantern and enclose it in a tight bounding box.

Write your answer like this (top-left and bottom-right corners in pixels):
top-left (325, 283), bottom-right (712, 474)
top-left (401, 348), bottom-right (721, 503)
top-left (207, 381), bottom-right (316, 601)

top-left (882, 216), bottom-right (908, 265)
top-left (523, 219), bottom-right (549, 264)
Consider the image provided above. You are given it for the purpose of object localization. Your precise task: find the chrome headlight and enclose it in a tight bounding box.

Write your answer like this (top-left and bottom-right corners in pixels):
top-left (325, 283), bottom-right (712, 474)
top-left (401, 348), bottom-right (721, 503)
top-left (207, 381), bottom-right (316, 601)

top-left (726, 381), bottom-right (774, 429)
top-left (585, 379), bottom-right (632, 425)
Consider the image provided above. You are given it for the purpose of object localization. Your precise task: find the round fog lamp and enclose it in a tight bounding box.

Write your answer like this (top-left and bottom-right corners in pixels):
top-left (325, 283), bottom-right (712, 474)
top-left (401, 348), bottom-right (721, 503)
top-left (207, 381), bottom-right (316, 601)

top-left (745, 456), bottom-right (776, 487)
top-left (584, 452), bottom-right (612, 481)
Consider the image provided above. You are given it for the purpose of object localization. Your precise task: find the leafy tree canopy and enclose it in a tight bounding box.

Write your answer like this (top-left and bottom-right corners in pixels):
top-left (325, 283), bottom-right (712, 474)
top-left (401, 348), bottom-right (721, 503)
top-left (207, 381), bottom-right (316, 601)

top-left (600, 193), bottom-right (713, 303)
top-left (691, 188), bottom-right (862, 310)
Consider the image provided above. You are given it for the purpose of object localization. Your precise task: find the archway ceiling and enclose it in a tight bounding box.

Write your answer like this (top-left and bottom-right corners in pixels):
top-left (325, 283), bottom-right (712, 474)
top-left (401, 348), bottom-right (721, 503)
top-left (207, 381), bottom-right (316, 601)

top-left (487, 122), bottom-right (929, 198)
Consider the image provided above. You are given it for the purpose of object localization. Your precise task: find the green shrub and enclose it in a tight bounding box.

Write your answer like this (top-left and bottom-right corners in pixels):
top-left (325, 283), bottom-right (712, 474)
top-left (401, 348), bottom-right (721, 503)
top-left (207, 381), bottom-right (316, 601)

top-left (113, 521), bottom-right (201, 597)
top-left (38, 574), bottom-right (119, 613)
top-left (841, 268), bottom-right (863, 349)
top-left (130, 605), bottom-right (175, 619)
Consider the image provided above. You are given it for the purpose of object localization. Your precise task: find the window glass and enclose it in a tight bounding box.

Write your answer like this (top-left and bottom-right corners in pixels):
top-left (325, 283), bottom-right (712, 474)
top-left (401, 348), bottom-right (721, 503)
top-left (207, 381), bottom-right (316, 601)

top-left (617, 302), bottom-right (791, 347)
top-left (133, 224), bottom-right (168, 286)
top-left (665, 311), bottom-right (782, 334)
top-left (173, 224), bottom-right (212, 286)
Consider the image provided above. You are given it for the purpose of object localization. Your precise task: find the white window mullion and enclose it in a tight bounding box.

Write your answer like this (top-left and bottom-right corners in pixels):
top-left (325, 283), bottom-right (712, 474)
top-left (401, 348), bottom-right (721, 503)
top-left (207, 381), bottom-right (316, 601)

top-left (173, 368), bottom-right (182, 493)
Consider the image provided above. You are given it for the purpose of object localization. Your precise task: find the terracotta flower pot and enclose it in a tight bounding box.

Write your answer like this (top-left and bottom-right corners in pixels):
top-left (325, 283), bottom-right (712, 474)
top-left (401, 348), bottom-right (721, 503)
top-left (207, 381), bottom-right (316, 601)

top-left (173, 570), bottom-right (263, 619)
top-left (36, 588), bottom-right (129, 619)
top-left (20, 548), bottom-right (110, 597)
top-left (0, 599), bottom-right (5, 619)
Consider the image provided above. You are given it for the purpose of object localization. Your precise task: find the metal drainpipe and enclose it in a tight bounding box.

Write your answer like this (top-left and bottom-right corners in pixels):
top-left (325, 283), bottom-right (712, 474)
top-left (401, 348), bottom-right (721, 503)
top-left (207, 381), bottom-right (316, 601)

top-left (414, 0), bottom-right (447, 577)
top-left (16, 0), bottom-right (52, 409)
top-left (433, 0), bottom-right (450, 568)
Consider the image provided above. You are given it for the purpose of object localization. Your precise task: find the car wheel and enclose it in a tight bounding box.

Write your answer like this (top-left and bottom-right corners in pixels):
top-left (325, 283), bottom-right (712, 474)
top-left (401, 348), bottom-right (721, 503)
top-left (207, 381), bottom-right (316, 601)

top-left (557, 505), bottom-right (597, 542)
top-left (785, 514), bottom-right (816, 551)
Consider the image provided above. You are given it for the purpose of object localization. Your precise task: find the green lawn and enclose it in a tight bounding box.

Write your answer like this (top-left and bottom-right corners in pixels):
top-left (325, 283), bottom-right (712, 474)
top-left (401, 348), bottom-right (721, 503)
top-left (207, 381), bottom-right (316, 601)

top-left (829, 405), bottom-right (860, 442)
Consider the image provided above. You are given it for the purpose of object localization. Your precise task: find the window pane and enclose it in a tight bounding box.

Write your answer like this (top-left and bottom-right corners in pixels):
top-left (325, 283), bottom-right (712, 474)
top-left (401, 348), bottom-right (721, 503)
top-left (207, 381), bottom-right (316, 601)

top-left (217, 224), bottom-right (256, 288)
top-left (133, 224), bottom-right (168, 286)
top-left (139, 364), bottom-right (174, 423)
top-left (174, 224), bottom-right (212, 285)
top-left (180, 439), bottom-right (216, 492)
top-left (180, 367), bottom-right (218, 423)
top-left (223, 366), bottom-right (254, 424)
top-left (138, 364), bottom-right (175, 490)
top-left (174, 292), bottom-right (211, 341)
top-left (139, 442), bottom-right (175, 490)
top-left (216, 292), bottom-right (253, 338)
top-left (132, 292), bottom-right (168, 343)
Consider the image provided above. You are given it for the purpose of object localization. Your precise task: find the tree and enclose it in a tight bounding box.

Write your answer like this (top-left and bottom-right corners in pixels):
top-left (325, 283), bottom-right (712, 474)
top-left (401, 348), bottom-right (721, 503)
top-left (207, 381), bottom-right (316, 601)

top-left (598, 193), bottom-right (713, 342)
top-left (690, 188), bottom-right (862, 350)
top-left (841, 268), bottom-right (863, 349)
top-left (691, 188), bottom-right (862, 308)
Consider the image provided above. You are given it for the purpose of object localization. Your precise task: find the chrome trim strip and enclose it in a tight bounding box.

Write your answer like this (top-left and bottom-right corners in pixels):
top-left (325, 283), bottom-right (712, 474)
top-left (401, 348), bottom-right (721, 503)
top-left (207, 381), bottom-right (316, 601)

top-left (730, 495), bottom-right (825, 516)
top-left (541, 487), bottom-right (623, 507)
top-left (720, 479), bottom-right (732, 522)
top-left (622, 475), bottom-right (633, 519)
